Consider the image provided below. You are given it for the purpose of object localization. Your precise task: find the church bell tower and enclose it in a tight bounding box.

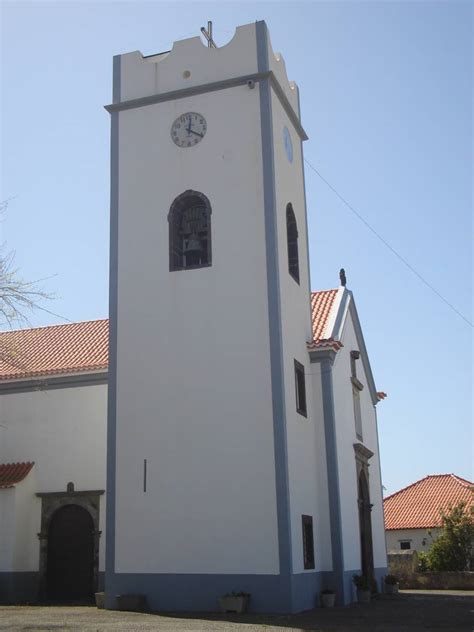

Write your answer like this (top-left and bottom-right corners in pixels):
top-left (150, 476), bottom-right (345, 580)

top-left (106, 21), bottom-right (315, 613)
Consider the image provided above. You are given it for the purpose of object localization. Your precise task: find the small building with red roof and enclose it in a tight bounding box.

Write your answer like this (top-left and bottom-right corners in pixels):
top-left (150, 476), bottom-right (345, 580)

top-left (384, 474), bottom-right (473, 552)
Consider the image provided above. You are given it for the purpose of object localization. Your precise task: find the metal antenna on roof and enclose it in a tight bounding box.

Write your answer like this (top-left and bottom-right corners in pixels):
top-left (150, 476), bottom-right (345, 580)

top-left (200, 21), bottom-right (217, 48)
top-left (339, 268), bottom-right (347, 287)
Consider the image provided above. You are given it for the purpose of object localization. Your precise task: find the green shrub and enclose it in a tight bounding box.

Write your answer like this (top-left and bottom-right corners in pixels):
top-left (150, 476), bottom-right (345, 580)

top-left (418, 551), bottom-right (430, 572)
top-left (425, 501), bottom-right (474, 572)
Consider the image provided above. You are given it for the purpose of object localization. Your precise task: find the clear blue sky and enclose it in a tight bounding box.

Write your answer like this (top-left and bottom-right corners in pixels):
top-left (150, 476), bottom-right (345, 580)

top-left (1, 1), bottom-right (472, 495)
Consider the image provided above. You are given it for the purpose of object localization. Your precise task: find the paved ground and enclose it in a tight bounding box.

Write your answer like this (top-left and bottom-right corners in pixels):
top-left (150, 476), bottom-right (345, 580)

top-left (0, 592), bottom-right (472, 631)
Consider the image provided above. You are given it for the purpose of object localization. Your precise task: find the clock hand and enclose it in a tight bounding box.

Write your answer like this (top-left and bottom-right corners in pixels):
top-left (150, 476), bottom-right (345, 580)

top-left (189, 129), bottom-right (203, 138)
top-left (187, 116), bottom-right (192, 134)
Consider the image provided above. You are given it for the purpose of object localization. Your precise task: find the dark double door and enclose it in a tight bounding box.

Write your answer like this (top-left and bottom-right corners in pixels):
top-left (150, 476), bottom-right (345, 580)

top-left (46, 504), bottom-right (94, 601)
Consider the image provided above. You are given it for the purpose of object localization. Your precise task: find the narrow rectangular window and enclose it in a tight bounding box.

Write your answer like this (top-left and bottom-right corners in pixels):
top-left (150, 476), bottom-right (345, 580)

top-left (302, 515), bottom-right (315, 569)
top-left (143, 459), bottom-right (147, 493)
top-left (353, 387), bottom-right (363, 440)
top-left (294, 360), bottom-right (307, 417)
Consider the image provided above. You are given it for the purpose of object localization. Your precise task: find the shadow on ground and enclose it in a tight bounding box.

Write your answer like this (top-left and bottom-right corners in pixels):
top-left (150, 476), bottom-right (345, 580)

top-left (1, 592), bottom-right (473, 631)
top-left (157, 593), bottom-right (474, 631)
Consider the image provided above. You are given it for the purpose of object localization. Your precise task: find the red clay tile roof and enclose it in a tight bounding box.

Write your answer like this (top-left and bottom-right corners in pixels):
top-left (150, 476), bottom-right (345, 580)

top-left (309, 289), bottom-right (343, 350)
top-left (0, 462), bottom-right (34, 489)
top-left (0, 292), bottom-right (341, 381)
top-left (307, 337), bottom-right (344, 351)
top-left (384, 474), bottom-right (473, 530)
top-left (311, 289), bottom-right (339, 340)
top-left (0, 319), bottom-right (108, 381)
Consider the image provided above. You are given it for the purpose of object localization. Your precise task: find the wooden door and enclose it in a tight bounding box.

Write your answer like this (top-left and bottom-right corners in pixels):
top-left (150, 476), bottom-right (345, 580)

top-left (46, 504), bottom-right (94, 601)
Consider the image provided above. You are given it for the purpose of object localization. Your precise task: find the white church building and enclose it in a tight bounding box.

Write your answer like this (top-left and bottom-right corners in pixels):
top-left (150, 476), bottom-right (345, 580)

top-left (0, 21), bottom-right (387, 613)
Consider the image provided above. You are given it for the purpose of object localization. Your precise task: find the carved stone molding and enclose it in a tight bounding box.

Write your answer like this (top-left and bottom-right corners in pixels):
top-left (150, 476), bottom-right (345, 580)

top-left (354, 444), bottom-right (375, 579)
top-left (36, 485), bottom-right (104, 601)
top-left (353, 442), bottom-right (374, 467)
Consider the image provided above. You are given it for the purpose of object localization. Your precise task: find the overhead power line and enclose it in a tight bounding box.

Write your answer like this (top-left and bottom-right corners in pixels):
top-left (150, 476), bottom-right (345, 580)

top-left (304, 158), bottom-right (473, 328)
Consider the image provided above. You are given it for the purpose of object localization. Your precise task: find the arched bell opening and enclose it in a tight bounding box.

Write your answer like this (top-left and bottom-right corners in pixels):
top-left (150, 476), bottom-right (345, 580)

top-left (169, 190), bottom-right (212, 271)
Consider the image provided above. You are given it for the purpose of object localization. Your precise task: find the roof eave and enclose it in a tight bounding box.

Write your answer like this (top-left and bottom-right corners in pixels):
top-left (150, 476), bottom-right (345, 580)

top-left (0, 369), bottom-right (108, 394)
top-left (386, 524), bottom-right (442, 531)
top-left (307, 343), bottom-right (342, 364)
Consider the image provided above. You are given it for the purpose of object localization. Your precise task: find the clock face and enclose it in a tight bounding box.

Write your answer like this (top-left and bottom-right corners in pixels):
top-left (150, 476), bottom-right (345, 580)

top-left (283, 126), bottom-right (293, 163)
top-left (171, 112), bottom-right (207, 148)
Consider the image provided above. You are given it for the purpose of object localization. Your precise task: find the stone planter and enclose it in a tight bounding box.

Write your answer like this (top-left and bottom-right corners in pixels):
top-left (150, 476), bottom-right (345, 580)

top-left (95, 592), bottom-right (105, 609)
top-left (219, 595), bottom-right (250, 613)
top-left (356, 588), bottom-right (371, 603)
top-left (385, 583), bottom-right (399, 594)
top-left (320, 592), bottom-right (336, 608)
top-left (116, 594), bottom-right (147, 612)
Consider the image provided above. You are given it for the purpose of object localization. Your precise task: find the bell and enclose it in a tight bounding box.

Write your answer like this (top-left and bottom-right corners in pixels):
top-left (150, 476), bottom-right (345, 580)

top-left (184, 233), bottom-right (202, 254)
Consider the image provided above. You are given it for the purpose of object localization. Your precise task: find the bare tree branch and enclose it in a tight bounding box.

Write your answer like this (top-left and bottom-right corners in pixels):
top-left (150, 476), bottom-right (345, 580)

top-left (0, 248), bottom-right (54, 326)
top-left (0, 199), bottom-right (68, 329)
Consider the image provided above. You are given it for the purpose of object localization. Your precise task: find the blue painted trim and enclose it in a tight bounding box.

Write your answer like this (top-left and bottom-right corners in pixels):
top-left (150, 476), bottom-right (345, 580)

top-left (105, 54), bottom-right (121, 608)
top-left (112, 56), bottom-right (121, 104)
top-left (320, 357), bottom-right (345, 605)
top-left (295, 86), bottom-right (312, 326)
top-left (256, 21), bottom-right (293, 605)
top-left (374, 406), bottom-right (389, 565)
top-left (291, 570), bottom-right (331, 611)
top-left (373, 565), bottom-right (388, 593)
top-left (0, 572), bottom-right (39, 603)
top-left (342, 567), bottom-right (387, 604)
top-left (98, 571), bottom-right (105, 592)
top-left (330, 287), bottom-right (348, 340)
top-left (107, 572), bottom-right (326, 613)
top-left (342, 569), bottom-right (358, 605)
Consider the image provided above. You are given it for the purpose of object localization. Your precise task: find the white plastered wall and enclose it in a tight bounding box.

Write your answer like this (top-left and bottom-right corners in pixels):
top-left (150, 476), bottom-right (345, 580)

top-left (0, 383), bottom-right (107, 571)
top-left (331, 311), bottom-right (386, 572)
top-left (11, 472), bottom-right (40, 571)
top-left (386, 528), bottom-right (440, 553)
top-left (0, 488), bottom-right (15, 571)
top-left (114, 29), bottom-right (280, 574)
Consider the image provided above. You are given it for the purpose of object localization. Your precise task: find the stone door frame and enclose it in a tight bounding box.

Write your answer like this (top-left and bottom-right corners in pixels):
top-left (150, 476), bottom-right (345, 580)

top-left (354, 443), bottom-right (375, 580)
top-left (36, 485), bottom-right (104, 601)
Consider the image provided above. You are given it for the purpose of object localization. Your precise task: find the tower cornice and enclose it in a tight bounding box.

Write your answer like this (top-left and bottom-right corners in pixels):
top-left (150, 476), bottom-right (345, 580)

top-left (104, 70), bottom-right (308, 141)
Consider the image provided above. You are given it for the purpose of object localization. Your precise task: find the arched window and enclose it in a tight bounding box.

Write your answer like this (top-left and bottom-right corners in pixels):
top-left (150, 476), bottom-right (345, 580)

top-left (168, 190), bottom-right (212, 271)
top-left (286, 203), bottom-right (299, 283)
